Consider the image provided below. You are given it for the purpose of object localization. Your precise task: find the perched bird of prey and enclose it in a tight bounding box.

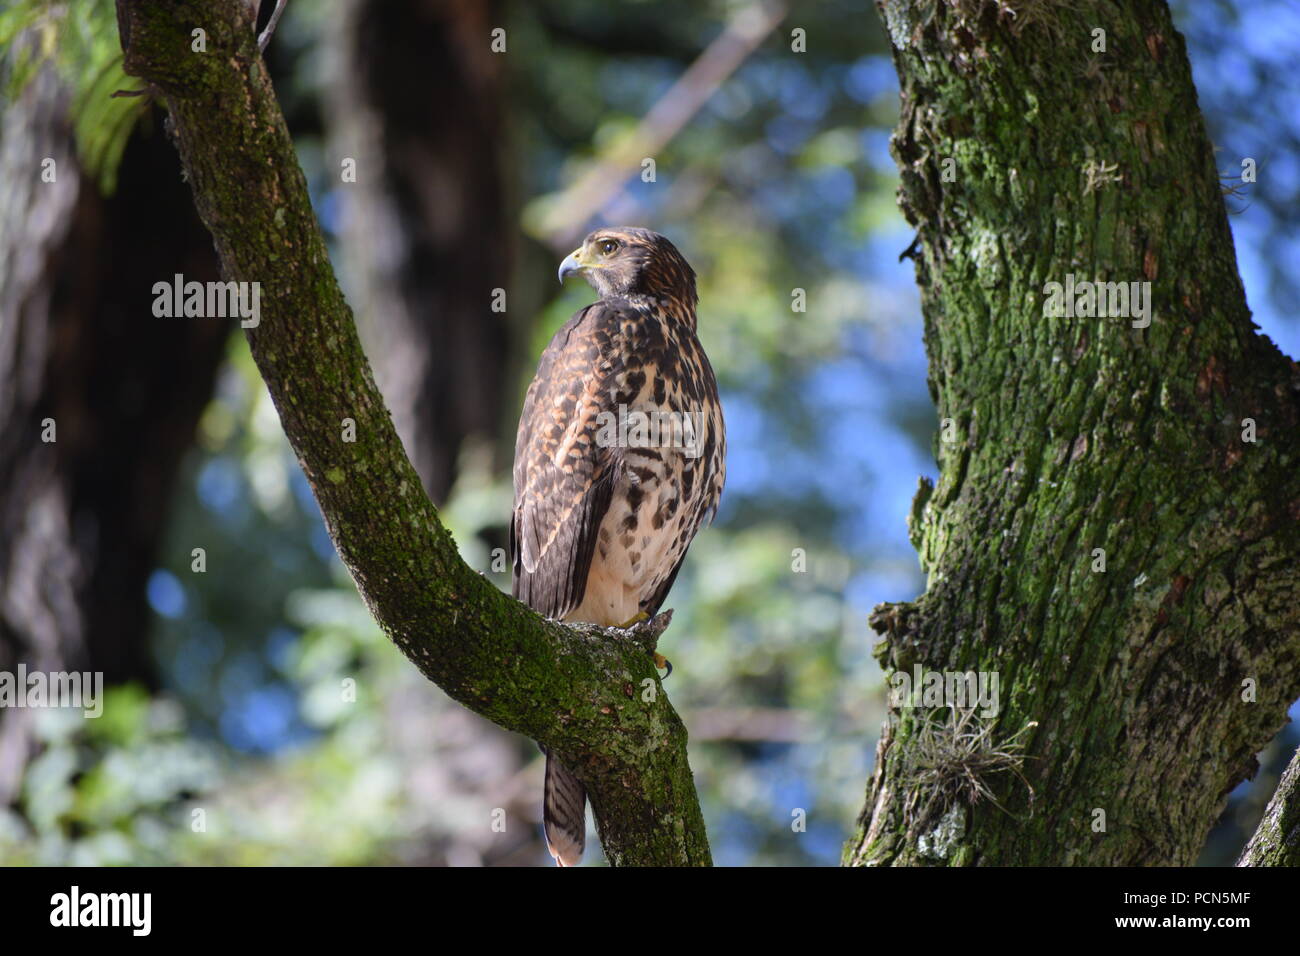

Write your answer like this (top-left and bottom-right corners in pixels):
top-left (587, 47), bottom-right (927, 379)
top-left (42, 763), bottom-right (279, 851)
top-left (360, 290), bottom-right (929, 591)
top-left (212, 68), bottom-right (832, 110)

top-left (510, 227), bottom-right (726, 866)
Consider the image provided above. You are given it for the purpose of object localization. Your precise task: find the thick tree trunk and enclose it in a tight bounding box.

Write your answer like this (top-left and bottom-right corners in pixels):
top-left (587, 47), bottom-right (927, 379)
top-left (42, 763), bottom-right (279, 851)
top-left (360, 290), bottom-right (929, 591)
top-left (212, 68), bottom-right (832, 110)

top-left (846, 0), bottom-right (1300, 866)
top-left (0, 63), bottom-right (226, 798)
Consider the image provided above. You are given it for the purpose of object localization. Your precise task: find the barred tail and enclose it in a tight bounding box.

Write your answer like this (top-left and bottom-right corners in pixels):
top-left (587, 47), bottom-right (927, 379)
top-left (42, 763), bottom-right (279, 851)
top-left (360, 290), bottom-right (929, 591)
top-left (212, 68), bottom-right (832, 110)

top-left (542, 746), bottom-right (586, 867)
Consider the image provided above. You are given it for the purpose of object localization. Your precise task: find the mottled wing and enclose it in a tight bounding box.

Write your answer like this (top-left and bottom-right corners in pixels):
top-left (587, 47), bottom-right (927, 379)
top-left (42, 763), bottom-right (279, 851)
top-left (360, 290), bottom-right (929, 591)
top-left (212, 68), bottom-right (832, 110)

top-left (641, 328), bottom-right (726, 619)
top-left (511, 303), bottom-right (622, 619)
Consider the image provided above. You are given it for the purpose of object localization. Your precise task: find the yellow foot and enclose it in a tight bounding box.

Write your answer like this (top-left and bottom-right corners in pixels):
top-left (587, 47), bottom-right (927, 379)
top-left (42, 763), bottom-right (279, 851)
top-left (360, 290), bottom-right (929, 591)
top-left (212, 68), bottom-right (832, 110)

top-left (616, 613), bottom-right (672, 677)
top-left (653, 652), bottom-right (673, 679)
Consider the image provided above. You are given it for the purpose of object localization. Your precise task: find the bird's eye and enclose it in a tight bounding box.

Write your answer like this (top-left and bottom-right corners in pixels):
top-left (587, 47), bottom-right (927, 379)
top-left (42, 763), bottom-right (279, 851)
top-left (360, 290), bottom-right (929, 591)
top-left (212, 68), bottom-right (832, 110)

top-left (599, 238), bottom-right (619, 255)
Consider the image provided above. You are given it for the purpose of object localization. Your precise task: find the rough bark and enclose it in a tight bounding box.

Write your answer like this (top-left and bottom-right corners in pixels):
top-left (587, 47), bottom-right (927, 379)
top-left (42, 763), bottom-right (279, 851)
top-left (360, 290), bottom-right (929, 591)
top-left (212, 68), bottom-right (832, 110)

top-left (114, 0), bottom-right (710, 866)
top-left (325, 0), bottom-right (515, 503)
top-left (0, 59), bottom-right (226, 797)
top-left (846, 0), bottom-right (1300, 866)
top-left (1238, 746), bottom-right (1300, 867)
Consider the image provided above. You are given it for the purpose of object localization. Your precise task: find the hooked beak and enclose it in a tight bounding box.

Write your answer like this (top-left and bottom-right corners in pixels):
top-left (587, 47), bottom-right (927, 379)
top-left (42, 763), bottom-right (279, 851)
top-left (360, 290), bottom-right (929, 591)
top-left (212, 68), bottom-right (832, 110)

top-left (558, 248), bottom-right (584, 284)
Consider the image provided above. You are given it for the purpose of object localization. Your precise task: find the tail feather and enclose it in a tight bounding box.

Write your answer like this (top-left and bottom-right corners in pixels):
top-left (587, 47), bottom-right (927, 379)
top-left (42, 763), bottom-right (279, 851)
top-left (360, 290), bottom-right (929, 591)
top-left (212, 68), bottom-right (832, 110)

top-left (542, 747), bottom-right (586, 866)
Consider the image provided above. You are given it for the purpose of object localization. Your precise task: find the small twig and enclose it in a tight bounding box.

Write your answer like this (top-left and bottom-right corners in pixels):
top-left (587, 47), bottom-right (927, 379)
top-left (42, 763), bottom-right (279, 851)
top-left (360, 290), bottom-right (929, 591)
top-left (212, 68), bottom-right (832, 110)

top-left (688, 706), bottom-right (811, 742)
top-left (258, 0), bottom-right (288, 52)
top-left (898, 233), bottom-right (922, 263)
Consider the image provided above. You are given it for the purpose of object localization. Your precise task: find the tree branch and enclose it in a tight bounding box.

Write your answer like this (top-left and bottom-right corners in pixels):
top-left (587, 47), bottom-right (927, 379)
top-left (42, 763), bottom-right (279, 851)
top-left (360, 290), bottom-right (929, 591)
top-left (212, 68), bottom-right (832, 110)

top-left (115, 0), bottom-right (710, 867)
top-left (1238, 746), bottom-right (1300, 867)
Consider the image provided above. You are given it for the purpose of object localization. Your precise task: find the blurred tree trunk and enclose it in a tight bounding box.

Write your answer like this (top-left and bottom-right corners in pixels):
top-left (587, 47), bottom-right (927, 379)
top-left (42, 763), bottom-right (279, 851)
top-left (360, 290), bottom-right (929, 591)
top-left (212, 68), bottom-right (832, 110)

top-left (847, 0), bottom-right (1300, 865)
top-left (323, 0), bottom-right (551, 863)
top-left (0, 70), bottom-right (226, 797)
top-left (326, 0), bottom-right (516, 503)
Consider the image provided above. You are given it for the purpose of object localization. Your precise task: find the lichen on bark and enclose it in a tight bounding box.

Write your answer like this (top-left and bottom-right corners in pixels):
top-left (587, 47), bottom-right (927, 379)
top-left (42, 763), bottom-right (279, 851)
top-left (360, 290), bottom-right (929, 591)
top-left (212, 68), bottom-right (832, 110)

top-left (848, 0), bottom-right (1300, 866)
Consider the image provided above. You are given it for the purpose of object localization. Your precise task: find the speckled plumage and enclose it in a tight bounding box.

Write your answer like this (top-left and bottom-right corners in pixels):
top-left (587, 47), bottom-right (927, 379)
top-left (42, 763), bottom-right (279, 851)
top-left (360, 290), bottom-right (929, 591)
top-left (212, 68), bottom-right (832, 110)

top-left (510, 227), bottom-right (726, 866)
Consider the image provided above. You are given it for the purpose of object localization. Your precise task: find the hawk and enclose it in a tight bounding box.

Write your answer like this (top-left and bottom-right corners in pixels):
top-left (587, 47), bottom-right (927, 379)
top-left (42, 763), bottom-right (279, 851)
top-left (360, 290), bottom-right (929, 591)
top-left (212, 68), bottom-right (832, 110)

top-left (510, 227), bottom-right (726, 866)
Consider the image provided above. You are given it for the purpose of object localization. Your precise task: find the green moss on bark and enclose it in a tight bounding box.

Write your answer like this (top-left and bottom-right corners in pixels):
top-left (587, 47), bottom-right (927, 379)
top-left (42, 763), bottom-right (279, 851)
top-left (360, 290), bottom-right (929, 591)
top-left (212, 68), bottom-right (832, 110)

top-left (849, 0), bottom-right (1300, 866)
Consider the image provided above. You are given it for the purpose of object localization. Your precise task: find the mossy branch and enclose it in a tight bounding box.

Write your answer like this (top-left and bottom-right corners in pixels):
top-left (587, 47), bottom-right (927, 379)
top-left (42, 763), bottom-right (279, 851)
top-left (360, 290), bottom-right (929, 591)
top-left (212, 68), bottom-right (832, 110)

top-left (114, 0), bottom-right (710, 867)
top-left (1238, 746), bottom-right (1300, 867)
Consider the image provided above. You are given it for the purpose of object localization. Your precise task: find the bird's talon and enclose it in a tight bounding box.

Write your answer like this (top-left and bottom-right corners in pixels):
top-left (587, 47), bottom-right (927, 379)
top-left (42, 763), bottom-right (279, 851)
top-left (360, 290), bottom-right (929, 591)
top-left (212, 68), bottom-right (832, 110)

top-left (618, 611), bottom-right (651, 629)
top-left (653, 652), bottom-right (672, 678)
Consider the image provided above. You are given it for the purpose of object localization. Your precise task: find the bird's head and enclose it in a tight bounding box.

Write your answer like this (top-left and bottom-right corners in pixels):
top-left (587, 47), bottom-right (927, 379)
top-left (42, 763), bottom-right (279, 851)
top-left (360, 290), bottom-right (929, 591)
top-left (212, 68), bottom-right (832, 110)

top-left (558, 227), bottom-right (698, 314)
